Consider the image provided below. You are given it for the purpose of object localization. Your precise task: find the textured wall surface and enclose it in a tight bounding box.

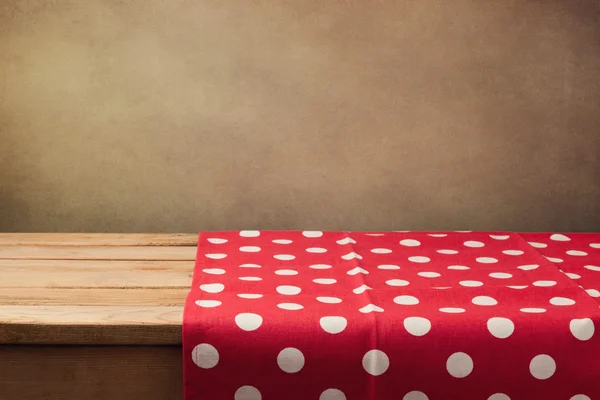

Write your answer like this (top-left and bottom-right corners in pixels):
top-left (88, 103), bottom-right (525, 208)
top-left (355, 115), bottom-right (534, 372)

top-left (1, 0), bottom-right (599, 233)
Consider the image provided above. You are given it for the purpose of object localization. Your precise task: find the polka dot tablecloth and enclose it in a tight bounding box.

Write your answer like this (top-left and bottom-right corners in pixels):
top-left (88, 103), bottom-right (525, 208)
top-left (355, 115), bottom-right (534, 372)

top-left (183, 231), bottom-right (600, 400)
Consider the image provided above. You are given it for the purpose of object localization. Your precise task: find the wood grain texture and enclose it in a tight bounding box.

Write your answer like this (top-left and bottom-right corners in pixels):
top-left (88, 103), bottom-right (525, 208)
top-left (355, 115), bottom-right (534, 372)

top-left (0, 305), bottom-right (183, 325)
top-left (0, 233), bottom-right (199, 246)
top-left (0, 288), bottom-right (189, 306)
top-left (0, 260), bottom-right (193, 288)
top-left (0, 306), bottom-right (182, 344)
top-left (0, 234), bottom-right (193, 345)
top-left (0, 345), bottom-right (183, 400)
top-left (0, 245), bottom-right (197, 260)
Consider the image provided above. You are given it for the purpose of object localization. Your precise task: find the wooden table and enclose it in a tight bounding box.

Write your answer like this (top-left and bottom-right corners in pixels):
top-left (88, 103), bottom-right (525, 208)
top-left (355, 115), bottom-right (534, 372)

top-left (0, 233), bottom-right (198, 400)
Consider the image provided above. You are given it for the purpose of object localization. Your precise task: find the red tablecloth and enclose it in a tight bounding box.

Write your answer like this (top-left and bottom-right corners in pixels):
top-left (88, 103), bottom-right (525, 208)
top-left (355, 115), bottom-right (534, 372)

top-left (183, 231), bottom-right (600, 400)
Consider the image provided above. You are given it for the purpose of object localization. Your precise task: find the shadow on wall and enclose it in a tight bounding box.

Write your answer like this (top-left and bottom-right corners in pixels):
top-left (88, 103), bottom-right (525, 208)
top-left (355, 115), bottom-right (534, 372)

top-left (0, 0), bottom-right (599, 233)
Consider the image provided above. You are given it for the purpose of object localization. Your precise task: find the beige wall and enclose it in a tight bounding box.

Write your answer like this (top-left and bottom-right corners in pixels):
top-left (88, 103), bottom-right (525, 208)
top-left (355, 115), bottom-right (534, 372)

top-left (1, 0), bottom-right (599, 233)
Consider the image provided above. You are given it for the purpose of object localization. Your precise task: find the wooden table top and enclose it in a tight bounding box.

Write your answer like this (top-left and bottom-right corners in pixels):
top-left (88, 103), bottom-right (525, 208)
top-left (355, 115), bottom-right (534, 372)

top-left (0, 233), bottom-right (198, 345)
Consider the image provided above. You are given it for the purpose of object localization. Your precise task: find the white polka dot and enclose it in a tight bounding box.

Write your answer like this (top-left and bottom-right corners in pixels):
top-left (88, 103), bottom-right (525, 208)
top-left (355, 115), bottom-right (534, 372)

top-left (274, 254), bottom-right (295, 261)
top-left (550, 233), bottom-right (571, 241)
top-left (234, 385), bottom-right (261, 400)
top-left (336, 237), bottom-right (357, 245)
top-left (310, 264), bottom-right (332, 269)
top-left (237, 294), bottom-right (262, 299)
top-left (272, 239), bottom-right (293, 244)
top-left (394, 295), bottom-right (419, 305)
top-left (460, 280), bottom-right (483, 287)
top-left (320, 389), bottom-right (346, 400)
top-left (275, 269), bottom-right (298, 276)
top-left (317, 296), bottom-right (342, 304)
top-left (520, 308), bottom-right (546, 313)
top-left (567, 250), bottom-right (588, 256)
top-left (439, 308), bottom-right (466, 313)
top-left (307, 247), bottom-right (327, 253)
top-left (378, 264), bottom-right (401, 270)
top-left (320, 316), bottom-right (347, 334)
top-left (404, 317), bottom-right (431, 336)
top-left (507, 285), bottom-right (529, 289)
top-left (207, 238), bottom-right (228, 244)
top-left (490, 235), bottom-right (510, 240)
top-left (503, 250), bottom-right (524, 256)
top-left (240, 246), bottom-right (261, 252)
top-left (235, 313), bottom-right (263, 331)
top-left (528, 241), bottom-right (547, 248)
top-left (342, 252), bottom-right (363, 260)
top-left (239, 263), bottom-right (261, 268)
top-left (386, 279), bottom-right (410, 287)
top-left (366, 233), bottom-right (385, 236)
top-left (565, 272), bottom-right (581, 279)
top-left (488, 394), bottom-right (511, 400)
top-left (487, 317), bottom-right (515, 339)
top-left (448, 265), bottom-right (470, 270)
top-left (313, 278), bottom-right (336, 285)
top-left (202, 268), bottom-right (226, 275)
top-left (277, 303), bottom-right (303, 310)
top-left (437, 249), bottom-right (459, 255)
top-left (239, 276), bottom-right (262, 281)
top-left (200, 283), bottom-right (225, 293)
top-left (205, 253), bottom-right (227, 260)
top-left (533, 280), bottom-right (557, 287)
top-left (570, 318), bottom-right (595, 341)
top-left (240, 230), bottom-right (260, 237)
top-left (359, 304), bottom-right (384, 313)
top-left (362, 350), bottom-right (390, 376)
top-left (529, 354), bottom-right (556, 380)
top-left (464, 241), bottom-right (485, 248)
top-left (276, 285), bottom-right (301, 295)
top-left (418, 271), bottom-right (441, 278)
top-left (446, 352), bottom-right (473, 378)
top-left (409, 256), bottom-right (430, 263)
top-left (489, 272), bottom-right (513, 279)
top-left (428, 233), bottom-right (447, 237)
top-left (550, 297), bottom-right (575, 306)
top-left (277, 347), bottom-right (305, 373)
top-left (403, 391), bottom-right (429, 400)
top-left (347, 267), bottom-right (369, 275)
top-left (400, 239), bottom-right (421, 247)
top-left (302, 230), bottom-right (323, 238)
top-left (433, 286), bottom-right (452, 290)
top-left (591, 243), bottom-right (600, 249)
top-left (570, 395), bottom-right (591, 400)
top-left (192, 343), bottom-right (219, 369)
top-left (353, 284), bottom-right (372, 294)
top-left (518, 264), bottom-right (539, 271)
top-left (476, 257), bottom-right (498, 264)
top-left (545, 256), bottom-right (564, 263)
top-left (371, 248), bottom-right (392, 254)
top-left (586, 288), bottom-right (600, 297)
top-left (584, 265), bottom-right (600, 272)
top-left (195, 300), bottom-right (221, 308)
top-left (472, 296), bottom-right (497, 306)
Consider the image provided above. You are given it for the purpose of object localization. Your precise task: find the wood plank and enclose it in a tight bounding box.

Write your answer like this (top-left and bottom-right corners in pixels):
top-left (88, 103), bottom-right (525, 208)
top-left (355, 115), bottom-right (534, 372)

top-left (0, 261), bottom-right (193, 288)
top-left (0, 245), bottom-right (198, 260)
top-left (0, 306), bottom-right (182, 345)
top-left (0, 345), bottom-right (182, 400)
top-left (0, 233), bottom-right (198, 246)
top-left (0, 258), bottom-right (193, 269)
top-left (0, 288), bottom-right (189, 306)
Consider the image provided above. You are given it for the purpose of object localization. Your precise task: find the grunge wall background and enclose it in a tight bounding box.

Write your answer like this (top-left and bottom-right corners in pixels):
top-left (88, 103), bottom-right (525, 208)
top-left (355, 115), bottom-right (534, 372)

top-left (1, 0), bottom-right (599, 232)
